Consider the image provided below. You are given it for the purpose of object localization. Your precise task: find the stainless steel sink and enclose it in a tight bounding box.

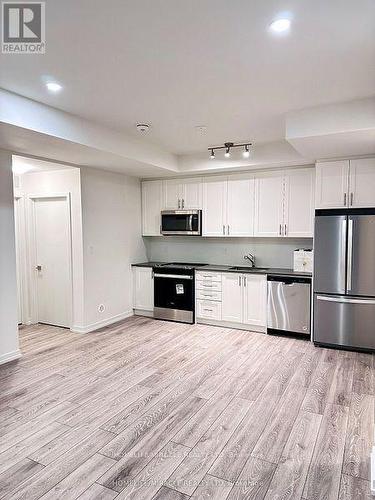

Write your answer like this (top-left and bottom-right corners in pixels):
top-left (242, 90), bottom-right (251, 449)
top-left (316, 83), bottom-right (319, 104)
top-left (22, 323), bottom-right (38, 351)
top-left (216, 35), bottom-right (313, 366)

top-left (229, 266), bottom-right (270, 272)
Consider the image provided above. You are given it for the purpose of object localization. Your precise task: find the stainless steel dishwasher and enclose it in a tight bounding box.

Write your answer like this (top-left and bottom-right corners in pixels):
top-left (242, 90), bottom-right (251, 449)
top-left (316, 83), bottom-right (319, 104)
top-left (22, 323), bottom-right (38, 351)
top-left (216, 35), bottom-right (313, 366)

top-left (267, 275), bottom-right (311, 336)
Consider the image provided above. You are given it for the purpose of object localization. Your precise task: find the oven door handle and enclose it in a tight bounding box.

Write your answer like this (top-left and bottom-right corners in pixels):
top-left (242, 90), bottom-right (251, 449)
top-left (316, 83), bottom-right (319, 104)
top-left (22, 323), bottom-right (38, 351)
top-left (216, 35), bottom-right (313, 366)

top-left (153, 273), bottom-right (193, 280)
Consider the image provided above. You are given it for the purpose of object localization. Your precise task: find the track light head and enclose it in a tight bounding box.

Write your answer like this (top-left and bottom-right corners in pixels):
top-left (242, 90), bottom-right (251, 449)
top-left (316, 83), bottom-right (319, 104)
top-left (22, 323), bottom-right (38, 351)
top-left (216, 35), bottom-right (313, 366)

top-left (224, 142), bottom-right (233, 158)
top-left (210, 149), bottom-right (215, 159)
top-left (243, 145), bottom-right (250, 158)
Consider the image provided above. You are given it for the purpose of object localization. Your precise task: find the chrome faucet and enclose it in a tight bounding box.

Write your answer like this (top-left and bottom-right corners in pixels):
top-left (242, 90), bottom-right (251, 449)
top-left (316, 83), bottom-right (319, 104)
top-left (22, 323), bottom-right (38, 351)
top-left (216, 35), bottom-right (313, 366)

top-left (244, 253), bottom-right (256, 267)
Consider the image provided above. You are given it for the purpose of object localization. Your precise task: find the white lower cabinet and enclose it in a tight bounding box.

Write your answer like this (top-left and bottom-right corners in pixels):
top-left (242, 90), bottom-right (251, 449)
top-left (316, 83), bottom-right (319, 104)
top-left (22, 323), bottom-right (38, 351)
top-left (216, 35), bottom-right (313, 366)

top-left (221, 273), bottom-right (243, 323)
top-left (196, 300), bottom-right (222, 320)
top-left (196, 271), bottom-right (267, 331)
top-left (243, 274), bottom-right (267, 327)
top-left (133, 267), bottom-right (153, 313)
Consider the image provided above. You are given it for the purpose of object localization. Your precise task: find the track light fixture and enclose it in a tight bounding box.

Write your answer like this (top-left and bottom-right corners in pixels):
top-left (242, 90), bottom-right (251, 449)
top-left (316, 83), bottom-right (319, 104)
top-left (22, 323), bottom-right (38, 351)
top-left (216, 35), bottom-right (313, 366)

top-left (208, 141), bottom-right (252, 159)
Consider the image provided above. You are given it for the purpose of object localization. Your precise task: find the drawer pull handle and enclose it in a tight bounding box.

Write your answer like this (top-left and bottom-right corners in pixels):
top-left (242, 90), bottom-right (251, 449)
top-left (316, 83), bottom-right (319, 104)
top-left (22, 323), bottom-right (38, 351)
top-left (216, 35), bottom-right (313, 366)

top-left (203, 308), bottom-right (213, 312)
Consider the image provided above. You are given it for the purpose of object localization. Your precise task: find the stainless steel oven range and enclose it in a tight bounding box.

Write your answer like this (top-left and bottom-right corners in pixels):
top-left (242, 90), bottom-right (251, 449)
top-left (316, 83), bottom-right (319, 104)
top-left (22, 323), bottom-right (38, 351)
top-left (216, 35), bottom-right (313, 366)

top-left (153, 263), bottom-right (207, 324)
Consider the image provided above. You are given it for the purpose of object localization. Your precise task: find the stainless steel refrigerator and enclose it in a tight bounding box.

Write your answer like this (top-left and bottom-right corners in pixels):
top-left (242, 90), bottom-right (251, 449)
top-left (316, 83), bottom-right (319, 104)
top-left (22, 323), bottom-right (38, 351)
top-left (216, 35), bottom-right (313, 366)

top-left (313, 209), bottom-right (375, 351)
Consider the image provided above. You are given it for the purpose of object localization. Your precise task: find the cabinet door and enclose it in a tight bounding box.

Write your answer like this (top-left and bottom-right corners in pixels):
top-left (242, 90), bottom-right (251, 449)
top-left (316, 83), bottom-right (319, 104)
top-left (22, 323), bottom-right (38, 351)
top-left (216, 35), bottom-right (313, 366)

top-left (221, 273), bottom-right (243, 323)
top-left (284, 168), bottom-right (315, 237)
top-left (202, 176), bottom-right (227, 236)
top-left (254, 171), bottom-right (284, 237)
top-left (133, 267), bottom-right (154, 311)
top-left (181, 178), bottom-right (202, 209)
top-left (163, 179), bottom-right (182, 209)
top-left (142, 180), bottom-right (163, 236)
top-left (315, 161), bottom-right (349, 209)
top-left (226, 174), bottom-right (255, 237)
top-left (243, 274), bottom-right (267, 327)
top-left (349, 158), bottom-right (375, 208)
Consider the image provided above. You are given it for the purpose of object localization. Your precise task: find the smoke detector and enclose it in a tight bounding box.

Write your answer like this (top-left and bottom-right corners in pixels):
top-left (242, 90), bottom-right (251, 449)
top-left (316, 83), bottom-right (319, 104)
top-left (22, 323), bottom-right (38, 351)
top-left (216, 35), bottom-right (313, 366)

top-left (136, 123), bottom-right (150, 133)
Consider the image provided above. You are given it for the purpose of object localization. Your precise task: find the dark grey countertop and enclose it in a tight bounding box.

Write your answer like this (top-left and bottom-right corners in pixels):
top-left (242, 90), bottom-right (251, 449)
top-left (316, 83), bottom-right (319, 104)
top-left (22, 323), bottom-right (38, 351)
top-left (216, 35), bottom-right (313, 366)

top-left (132, 262), bottom-right (312, 278)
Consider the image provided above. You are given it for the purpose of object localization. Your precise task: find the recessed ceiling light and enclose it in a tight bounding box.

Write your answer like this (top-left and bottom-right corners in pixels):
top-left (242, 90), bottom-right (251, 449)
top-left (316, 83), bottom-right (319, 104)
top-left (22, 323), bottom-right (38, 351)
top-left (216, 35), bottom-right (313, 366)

top-left (269, 18), bottom-right (291, 33)
top-left (46, 82), bottom-right (62, 92)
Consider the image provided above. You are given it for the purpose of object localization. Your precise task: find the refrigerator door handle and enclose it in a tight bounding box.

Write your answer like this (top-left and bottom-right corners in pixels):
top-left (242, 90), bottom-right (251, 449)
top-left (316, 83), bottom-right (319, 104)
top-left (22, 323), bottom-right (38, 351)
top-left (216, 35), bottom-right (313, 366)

top-left (340, 218), bottom-right (347, 292)
top-left (347, 218), bottom-right (353, 292)
top-left (316, 295), bottom-right (375, 305)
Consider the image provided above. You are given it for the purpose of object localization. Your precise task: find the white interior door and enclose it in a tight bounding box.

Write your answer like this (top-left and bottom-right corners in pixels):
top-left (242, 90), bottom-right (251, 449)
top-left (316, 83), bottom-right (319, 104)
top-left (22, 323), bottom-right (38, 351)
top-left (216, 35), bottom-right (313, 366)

top-left (32, 196), bottom-right (72, 328)
top-left (226, 174), bottom-right (254, 237)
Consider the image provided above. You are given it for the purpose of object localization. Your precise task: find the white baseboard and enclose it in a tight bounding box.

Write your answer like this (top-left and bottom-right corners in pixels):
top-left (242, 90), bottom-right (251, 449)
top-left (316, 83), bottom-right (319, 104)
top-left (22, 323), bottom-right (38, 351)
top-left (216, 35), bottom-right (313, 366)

top-left (71, 310), bottom-right (134, 334)
top-left (0, 349), bottom-right (22, 366)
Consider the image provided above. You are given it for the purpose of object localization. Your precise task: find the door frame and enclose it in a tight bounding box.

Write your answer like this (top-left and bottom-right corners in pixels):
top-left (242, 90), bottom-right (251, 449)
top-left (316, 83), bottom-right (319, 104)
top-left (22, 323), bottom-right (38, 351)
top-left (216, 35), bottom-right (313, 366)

top-left (27, 193), bottom-right (73, 327)
top-left (14, 196), bottom-right (28, 325)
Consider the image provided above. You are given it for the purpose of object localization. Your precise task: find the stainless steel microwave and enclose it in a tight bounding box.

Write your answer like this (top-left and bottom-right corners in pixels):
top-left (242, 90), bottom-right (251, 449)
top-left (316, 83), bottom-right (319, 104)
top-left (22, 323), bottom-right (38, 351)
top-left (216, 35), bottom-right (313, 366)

top-left (161, 210), bottom-right (202, 235)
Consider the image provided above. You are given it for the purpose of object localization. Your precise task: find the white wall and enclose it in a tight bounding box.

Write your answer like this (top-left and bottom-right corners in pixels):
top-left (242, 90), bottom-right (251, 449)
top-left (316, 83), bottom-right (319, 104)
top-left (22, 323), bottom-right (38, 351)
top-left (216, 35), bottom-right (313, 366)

top-left (80, 167), bottom-right (147, 331)
top-left (0, 150), bottom-right (20, 364)
top-left (20, 168), bottom-right (85, 329)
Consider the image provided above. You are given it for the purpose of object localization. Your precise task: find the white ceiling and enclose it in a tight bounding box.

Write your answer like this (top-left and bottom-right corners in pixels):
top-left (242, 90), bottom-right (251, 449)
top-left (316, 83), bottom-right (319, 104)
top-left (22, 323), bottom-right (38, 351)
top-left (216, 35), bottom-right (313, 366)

top-left (12, 155), bottom-right (75, 174)
top-left (1, 0), bottom-right (374, 156)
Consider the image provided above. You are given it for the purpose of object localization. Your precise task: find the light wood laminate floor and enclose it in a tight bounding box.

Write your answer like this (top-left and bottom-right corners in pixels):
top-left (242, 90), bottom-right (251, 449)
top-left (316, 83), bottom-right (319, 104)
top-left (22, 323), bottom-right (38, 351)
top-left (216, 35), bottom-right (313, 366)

top-left (1, 317), bottom-right (374, 499)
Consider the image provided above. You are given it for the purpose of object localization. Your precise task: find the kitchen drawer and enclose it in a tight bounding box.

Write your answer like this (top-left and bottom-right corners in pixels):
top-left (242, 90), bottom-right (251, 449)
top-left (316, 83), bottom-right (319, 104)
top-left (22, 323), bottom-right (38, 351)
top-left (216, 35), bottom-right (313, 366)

top-left (196, 289), bottom-right (222, 301)
top-left (196, 300), bottom-right (222, 320)
top-left (196, 272), bottom-right (222, 282)
top-left (196, 280), bottom-right (222, 292)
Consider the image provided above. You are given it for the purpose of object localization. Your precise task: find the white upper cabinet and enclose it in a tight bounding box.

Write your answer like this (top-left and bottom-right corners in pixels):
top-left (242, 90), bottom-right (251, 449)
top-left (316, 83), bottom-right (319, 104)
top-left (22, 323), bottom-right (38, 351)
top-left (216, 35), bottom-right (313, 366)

top-left (315, 161), bottom-right (349, 208)
top-left (284, 168), bottom-right (315, 237)
top-left (202, 176), bottom-right (227, 236)
top-left (349, 158), bottom-right (375, 208)
top-left (133, 267), bottom-right (153, 311)
top-left (243, 274), bottom-right (267, 327)
top-left (254, 171), bottom-right (284, 237)
top-left (142, 180), bottom-right (163, 236)
top-left (221, 273), bottom-right (243, 323)
top-left (163, 178), bottom-right (202, 210)
top-left (226, 174), bottom-right (254, 237)
top-left (163, 179), bottom-right (181, 210)
top-left (182, 178), bottom-right (202, 209)
top-left (143, 166), bottom-right (318, 238)
top-left (316, 159), bottom-right (375, 209)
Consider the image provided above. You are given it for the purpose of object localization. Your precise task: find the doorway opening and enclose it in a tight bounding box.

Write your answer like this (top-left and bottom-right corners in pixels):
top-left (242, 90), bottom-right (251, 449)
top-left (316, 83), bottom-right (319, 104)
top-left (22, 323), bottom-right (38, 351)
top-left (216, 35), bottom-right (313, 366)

top-left (13, 156), bottom-right (77, 330)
